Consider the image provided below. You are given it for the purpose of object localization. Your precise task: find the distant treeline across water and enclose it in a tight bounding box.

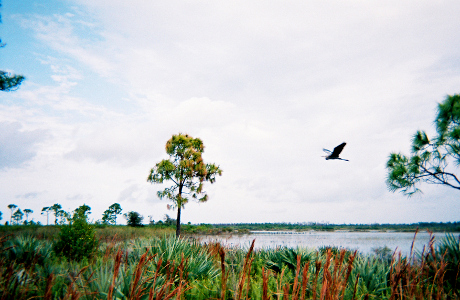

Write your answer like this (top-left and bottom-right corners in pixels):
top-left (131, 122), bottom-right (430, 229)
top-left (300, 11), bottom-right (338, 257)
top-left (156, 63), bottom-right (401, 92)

top-left (207, 221), bottom-right (460, 232)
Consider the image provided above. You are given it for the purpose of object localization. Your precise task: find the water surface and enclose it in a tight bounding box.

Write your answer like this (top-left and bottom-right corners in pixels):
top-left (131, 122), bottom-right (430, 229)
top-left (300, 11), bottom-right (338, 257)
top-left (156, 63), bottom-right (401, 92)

top-left (199, 231), bottom-right (457, 255)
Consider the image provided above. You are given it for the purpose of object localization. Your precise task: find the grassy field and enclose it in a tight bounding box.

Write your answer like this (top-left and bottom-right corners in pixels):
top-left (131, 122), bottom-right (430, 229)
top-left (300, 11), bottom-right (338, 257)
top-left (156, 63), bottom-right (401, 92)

top-left (0, 225), bottom-right (459, 299)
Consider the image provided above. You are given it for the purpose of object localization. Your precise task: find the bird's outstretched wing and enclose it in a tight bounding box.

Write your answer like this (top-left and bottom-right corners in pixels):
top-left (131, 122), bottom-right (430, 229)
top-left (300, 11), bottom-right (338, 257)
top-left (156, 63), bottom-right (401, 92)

top-left (330, 142), bottom-right (346, 157)
top-left (323, 148), bottom-right (332, 154)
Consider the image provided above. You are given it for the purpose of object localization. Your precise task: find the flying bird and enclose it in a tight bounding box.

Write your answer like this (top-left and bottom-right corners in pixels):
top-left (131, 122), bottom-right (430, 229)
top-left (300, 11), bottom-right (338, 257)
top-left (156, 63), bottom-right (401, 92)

top-left (323, 142), bottom-right (349, 161)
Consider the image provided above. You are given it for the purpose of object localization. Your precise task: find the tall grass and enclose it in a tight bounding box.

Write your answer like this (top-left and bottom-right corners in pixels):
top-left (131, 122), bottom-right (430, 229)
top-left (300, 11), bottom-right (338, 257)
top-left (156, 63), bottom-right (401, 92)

top-left (0, 231), bottom-right (458, 299)
top-left (0, 225), bottom-right (175, 242)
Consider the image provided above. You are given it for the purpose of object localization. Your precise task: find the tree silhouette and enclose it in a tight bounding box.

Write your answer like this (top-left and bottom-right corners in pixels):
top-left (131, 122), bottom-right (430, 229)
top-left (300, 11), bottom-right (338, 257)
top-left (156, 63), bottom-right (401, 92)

top-left (102, 203), bottom-right (122, 225)
top-left (41, 207), bottom-right (51, 225)
top-left (124, 211), bottom-right (143, 227)
top-left (12, 208), bottom-right (23, 225)
top-left (50, 203), bottom-right (62, 225)
top-left (74, 204), bottom-right (91, 219)
top-left (7, 204), bottom-right (17, 224)
top-left (23, 209), bottom-right (33, 224)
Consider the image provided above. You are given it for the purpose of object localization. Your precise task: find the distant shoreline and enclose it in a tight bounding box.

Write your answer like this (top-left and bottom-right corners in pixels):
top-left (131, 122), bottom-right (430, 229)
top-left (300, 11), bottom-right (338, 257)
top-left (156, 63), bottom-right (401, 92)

top-left (182, 221), bottom-right (460, 235)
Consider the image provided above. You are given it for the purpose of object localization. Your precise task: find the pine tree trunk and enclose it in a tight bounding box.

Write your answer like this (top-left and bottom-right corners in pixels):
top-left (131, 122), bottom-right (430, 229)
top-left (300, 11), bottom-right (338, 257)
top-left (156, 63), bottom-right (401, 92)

top-left (176, 205), bottom-right (181, 237)
top-left (176, 182), bottom-right (183, 237)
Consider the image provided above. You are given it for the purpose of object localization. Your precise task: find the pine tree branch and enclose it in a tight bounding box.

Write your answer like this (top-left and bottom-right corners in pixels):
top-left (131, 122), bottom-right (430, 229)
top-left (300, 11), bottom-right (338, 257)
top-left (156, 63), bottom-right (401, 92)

top-left (417, 165), bottom-right (460, 190)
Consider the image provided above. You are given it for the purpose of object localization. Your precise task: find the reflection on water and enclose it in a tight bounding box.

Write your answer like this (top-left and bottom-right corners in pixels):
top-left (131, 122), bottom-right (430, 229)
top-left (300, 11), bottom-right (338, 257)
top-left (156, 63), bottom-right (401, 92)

top-left (198, 231), bottom-right (458, 255)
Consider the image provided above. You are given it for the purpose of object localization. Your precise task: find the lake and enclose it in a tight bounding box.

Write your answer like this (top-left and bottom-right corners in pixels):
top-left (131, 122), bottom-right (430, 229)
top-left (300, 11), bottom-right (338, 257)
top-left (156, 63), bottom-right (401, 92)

top-left (198, 231), bottom-right (458, 255)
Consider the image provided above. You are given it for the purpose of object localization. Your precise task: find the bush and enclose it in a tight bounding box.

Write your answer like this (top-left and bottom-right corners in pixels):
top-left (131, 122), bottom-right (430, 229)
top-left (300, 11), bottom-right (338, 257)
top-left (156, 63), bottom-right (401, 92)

top-left (53, 208), bottom-right (98, 261)
top-left (264, 247), bottom-right (312, 273)
top-left (3, 236), bottom-right (53, 269)
top-left (130, 235), bottom-right (220, 281)
top-left (426, 233), bottom-right (460, 292)
top-left (125, 211), bottom-right (144, 227)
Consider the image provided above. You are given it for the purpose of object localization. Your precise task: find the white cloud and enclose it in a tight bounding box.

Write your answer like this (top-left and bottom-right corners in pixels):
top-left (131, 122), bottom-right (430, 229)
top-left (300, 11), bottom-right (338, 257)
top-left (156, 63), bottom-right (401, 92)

top-left (0, 122), bottom-right (48, 169)
top-left (1, 0), bottom-right (460, 224)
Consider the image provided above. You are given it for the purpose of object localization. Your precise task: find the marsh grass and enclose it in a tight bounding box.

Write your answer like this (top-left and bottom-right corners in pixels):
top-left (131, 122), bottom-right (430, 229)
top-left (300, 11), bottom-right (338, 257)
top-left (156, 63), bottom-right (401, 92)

top-left (0, 230), bottom-right (458, 299)
top-left (0, 225), bottom-right (175, 243)
top-left (96, 226), bottom-right (175, 243)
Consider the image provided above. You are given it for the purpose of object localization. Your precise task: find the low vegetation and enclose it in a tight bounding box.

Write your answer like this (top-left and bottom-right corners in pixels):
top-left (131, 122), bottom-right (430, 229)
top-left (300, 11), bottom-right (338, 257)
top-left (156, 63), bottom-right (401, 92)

top-left (0, 225), bottom-right (458, 299)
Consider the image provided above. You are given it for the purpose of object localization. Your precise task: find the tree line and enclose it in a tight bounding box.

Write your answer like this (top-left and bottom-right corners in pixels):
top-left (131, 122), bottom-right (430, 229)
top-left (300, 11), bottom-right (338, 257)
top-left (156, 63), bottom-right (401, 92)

top-left (1, 202), bottom-right (146, 227)
top-left (0, 201), bottom-right (184, 228)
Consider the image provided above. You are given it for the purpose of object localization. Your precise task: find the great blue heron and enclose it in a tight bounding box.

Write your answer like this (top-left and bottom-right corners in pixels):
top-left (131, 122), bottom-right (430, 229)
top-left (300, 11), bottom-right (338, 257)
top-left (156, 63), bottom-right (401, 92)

top-left (323, 142), bottom-right (349, 161)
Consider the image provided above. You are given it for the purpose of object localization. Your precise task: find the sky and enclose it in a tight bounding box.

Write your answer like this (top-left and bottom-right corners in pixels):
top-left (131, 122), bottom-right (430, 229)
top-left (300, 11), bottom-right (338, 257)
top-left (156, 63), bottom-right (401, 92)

top-left (0, 0), bottom-right (459, 225)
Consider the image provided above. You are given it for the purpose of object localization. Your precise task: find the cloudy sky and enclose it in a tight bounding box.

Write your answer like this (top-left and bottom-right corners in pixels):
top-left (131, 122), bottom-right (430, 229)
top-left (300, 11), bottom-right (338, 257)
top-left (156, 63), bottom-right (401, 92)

top-left (1, 0), bottom-right (459, 225)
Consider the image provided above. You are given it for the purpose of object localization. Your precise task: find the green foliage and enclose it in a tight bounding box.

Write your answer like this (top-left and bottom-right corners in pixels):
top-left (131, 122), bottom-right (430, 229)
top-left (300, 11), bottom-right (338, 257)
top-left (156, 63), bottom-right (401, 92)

top-left (102, 203), bottom-right (122, 225)
top-left (12, 208), bottom-right (24, 225)
top-left (95, 225), bottom-right (174, 242)
top-left (424, 233), bottom-right (460, 292)
top-left (387, 94), bottom-right (460, 195)
top-left (124, 211), bottom-right (144, 227)
top-left (74, 203), bottom-right (91, 218)
top-left (318, 245), bottom-right (352, 256)
top-left (0, 70), bottom-right (25, 91)
top-left (147, 133), bottom-right (222, 236)
top-left (50, 203), bottom-right (63, 225)
top-left (23, 209), bottom-right (33, 223)
top-left (0, 229), bottom-right (458, 299)
top-left (350, 255), bottom-right (390, 298)
top-left (163, 214), bottom-right (176, 226)
top-left (101, 210), bottom-right (111, 225)
top-left (7, 204), bottom-right (17, 224)
top-left (53, 205), bottom-right (98, 261)
top-left (130, 235), bottom-right (220, 281)
top-left (0, 8), bottom-right (25, 92)
top-left (264, 247), bottom-right (313, 273)
top-left (4, 236), bottom-right (53, 269)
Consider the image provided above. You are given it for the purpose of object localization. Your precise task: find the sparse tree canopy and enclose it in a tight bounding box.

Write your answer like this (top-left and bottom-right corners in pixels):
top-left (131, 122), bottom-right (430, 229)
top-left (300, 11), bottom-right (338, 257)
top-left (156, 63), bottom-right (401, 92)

top-left (41, 207), bottom-right (51, 225)
top-left (74, 204), bottom-right (91, 219)
top-left (0, 8), bottom-right (25, 92)
top-left (7, 204), bottom-right (17, 223)
top-left (102, 203), bottom-right (122, 225)
top-left (0, 71), bottom-right (25, 92)
top-left (387, 94), bottom-right (460, 196)
top-left (50, 203), bottom-right (63, 225)
top-left (23, 209), bottom-right (33, 224)
top-left (12, 208), bottom-right (23, 225)
top-left (147, 133), bottom-right (222, 237)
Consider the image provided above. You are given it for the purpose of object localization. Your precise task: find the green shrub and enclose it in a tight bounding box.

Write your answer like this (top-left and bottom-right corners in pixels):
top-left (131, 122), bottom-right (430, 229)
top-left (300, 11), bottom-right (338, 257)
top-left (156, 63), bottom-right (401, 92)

top-left (4, 236), bottom-right (53, 269)
top-left (263, 246), bottom-right (313, 273)
top-left (130, 235), bottom-right (220, 281)
top-left (53, 207), bottom-right (98, 261)
top-left (124, 211), bottom-right (144, 227)
top-left (426, 233), bottom-right (460, 293)
top-left (350, 255), bottom-right (390, 298)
